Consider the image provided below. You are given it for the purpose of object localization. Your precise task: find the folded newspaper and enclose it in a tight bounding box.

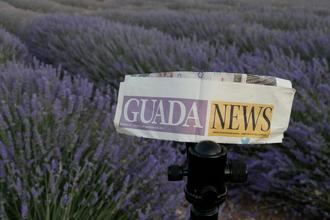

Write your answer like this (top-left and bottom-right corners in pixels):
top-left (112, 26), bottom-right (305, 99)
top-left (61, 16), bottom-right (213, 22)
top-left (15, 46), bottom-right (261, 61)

top-left (114, 72), bottom-right (296, 144)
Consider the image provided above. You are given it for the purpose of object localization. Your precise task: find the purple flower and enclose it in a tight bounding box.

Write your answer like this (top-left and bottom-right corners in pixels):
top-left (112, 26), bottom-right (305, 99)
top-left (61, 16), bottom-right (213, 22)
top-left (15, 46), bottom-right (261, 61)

top-left (21, 202), bottom-right (28, 219)
top-left (0, 141), bottom-right (8, 161)
top-left (0, 27), bottom-right (29, 64)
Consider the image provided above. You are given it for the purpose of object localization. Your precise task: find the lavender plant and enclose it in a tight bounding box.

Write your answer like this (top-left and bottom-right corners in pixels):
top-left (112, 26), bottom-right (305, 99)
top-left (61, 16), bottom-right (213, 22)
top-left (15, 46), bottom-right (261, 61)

top-left (0, 0), bottom-right (82, 13)
top-left (0, 62), bottom-right (186, 220)
top-left (229, 122), bottom-right (330, 218)
top-left (51, 0), bottom-right (109, 10)
top-left (22, 14), bottom-right (216, 88)
top-left (214, 47), bottom-right (330, 217)
top-left (0, 27), bottom-right (29, 64)
top-left (51, 0), bottom-right (224, 11)
top-left (242, 8), bottom-right (330, 31)
top-left (99, 9), bottom-right (330, 61)
top-left (0, 2), bottom-right (41, 34)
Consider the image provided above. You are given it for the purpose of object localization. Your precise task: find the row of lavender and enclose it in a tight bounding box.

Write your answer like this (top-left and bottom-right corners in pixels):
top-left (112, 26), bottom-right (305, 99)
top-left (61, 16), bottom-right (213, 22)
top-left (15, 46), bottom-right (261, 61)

top-left (0, 5), bottom-right (329, 220)
top-left (98, 9), bottom-right (330, 62)
top-left (0, 27), bottom-right (186, 219)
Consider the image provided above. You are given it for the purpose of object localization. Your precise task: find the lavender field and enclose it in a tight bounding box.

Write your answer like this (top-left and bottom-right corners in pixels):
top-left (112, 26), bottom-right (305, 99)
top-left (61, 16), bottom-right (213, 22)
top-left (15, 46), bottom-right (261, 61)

top-left (0, 0), bottom-right (329, 219)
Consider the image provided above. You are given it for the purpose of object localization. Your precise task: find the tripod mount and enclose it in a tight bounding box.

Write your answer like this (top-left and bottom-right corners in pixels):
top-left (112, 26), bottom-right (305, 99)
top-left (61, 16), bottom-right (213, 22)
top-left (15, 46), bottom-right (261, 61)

top-left (168, 141), bottom-right (247, 220)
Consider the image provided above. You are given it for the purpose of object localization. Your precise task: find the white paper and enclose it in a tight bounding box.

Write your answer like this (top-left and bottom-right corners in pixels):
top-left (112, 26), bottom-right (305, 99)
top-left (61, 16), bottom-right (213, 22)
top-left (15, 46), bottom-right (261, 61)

top-left (114, 72), bottom-right (295, 144)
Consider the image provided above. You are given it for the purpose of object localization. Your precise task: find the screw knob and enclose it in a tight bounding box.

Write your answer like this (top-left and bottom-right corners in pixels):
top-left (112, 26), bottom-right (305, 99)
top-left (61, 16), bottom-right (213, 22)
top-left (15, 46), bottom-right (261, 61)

top-left (168, 165), bottom-right (184, 181)
top-left (228, 160), bottom-right (248, 183)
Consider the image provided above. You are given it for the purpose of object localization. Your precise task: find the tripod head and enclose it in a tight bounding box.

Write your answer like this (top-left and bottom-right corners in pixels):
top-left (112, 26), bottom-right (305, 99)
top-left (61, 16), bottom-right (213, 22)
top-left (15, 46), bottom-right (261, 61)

top-left (168, 141), bottom-right (247, 220)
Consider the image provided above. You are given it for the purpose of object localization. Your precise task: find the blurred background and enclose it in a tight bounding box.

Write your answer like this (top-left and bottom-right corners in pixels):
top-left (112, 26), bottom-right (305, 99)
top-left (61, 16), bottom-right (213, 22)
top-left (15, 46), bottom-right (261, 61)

top-left (0, 0), bottom-right (329, 219)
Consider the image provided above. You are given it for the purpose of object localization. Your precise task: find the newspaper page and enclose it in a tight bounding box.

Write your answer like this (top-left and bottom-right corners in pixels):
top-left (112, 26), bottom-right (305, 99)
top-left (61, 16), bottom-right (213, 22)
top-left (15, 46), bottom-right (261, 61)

top-left (114, 72), bottom-right (295, 144)
top-left (125, 71), bottom-right (293, 88)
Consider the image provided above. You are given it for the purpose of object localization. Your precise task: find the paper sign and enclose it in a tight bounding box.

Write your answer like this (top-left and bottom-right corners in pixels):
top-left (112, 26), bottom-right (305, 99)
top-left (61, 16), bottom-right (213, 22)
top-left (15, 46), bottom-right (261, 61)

top-left (114, 72), bottom-right (295, 144)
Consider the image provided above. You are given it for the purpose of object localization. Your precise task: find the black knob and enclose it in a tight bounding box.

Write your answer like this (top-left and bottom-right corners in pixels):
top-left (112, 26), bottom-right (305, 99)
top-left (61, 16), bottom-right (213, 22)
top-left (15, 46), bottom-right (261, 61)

top-left (228, 160), bottom-right (248, 183)
top-left (168, 165), bottom-right (184, 181)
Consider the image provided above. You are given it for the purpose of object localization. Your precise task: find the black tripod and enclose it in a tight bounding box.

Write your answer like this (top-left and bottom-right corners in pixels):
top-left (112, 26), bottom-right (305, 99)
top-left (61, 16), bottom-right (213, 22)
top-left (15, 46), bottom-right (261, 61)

top-left (168, 141), bottom-right (247, 220)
